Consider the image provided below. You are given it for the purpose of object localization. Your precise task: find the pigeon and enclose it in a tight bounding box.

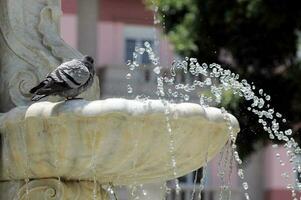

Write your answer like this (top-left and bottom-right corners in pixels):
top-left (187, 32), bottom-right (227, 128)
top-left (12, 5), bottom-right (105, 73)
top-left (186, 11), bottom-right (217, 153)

top-left (30, 56), bottom-right (95, 101)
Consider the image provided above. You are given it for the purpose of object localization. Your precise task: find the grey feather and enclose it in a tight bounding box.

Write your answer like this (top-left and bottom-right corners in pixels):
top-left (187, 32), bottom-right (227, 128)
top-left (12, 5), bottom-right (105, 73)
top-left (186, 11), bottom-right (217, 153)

top-left (30, 56), bottom-right (95, 101)
top-left (53, 60), bottom-right (90, 88)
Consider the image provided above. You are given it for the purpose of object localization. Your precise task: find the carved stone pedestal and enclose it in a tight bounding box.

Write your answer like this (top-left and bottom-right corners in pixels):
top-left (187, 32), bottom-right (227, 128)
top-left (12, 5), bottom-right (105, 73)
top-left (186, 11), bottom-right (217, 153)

top-left (0, 0), bottom-right (101, 199)
top-left (0, 179), bottom-right (109, 200)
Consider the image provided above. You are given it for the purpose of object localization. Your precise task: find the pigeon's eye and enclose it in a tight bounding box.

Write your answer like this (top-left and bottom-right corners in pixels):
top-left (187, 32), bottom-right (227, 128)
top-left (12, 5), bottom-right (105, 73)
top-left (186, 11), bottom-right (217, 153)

top-left (85, 56), bottom-right (94, 64)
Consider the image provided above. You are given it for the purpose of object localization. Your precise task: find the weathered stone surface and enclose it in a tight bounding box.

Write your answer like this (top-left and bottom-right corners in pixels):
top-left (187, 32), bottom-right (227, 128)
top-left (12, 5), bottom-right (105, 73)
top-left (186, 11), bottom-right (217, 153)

top-left (0, 179), bottom-right (109, 200)
top-left (0, 98), bottom-right (239, 185)
top-left (0, 0), bottom-right (100, 198)
top-left (0, 0), bottom-right (99, 112)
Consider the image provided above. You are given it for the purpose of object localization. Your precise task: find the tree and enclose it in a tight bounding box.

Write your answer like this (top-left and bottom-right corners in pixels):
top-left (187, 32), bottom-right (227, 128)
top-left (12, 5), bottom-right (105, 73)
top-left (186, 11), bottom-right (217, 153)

top-left (150, 0), bottom-right (301, 158)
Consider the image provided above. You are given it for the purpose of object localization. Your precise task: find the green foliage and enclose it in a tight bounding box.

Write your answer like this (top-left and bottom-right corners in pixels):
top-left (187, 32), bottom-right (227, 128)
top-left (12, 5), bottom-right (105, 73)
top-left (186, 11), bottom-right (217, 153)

top-left (151, 0), bottom-right (301, 158)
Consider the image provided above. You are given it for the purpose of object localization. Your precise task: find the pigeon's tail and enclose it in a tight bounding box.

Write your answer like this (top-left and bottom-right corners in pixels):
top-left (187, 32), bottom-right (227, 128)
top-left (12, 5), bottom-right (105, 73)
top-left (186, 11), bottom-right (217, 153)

top-left (31, 94), bottom-right (48, 101)
top-left (30, 79), bottom-right (53, 101)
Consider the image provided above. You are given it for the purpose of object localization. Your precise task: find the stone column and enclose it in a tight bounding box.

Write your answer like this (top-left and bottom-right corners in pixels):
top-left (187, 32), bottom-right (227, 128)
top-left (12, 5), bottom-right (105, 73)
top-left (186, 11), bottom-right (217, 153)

top-left (0, 0), bottom-right (101, 199)
top-left (77, 0), bottom-right (99, 61)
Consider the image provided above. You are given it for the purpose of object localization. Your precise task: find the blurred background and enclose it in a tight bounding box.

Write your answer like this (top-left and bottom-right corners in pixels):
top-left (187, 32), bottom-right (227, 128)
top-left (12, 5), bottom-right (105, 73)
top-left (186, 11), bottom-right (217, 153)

top-left (60, 0), bottom-right (301, 199)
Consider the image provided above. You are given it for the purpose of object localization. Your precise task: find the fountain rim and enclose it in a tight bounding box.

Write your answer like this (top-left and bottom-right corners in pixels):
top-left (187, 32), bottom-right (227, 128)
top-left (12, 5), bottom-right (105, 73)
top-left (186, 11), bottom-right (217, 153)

top-left (0, 98), bottom-right (240, 185)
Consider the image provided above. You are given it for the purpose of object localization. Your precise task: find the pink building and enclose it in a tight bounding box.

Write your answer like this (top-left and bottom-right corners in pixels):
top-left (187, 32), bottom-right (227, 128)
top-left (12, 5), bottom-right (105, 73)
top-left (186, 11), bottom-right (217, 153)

top-left (60, 0), bottom-right (300, 199)
top-left (61, 0), bottom-right (174, 98)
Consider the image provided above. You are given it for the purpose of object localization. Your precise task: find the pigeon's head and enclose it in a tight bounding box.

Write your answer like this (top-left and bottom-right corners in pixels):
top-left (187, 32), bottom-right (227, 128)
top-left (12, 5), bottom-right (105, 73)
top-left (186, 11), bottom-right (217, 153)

top-left (82, 56), bottom-right (95, 72)
top-left (83, 55), bottom-right (94, 65)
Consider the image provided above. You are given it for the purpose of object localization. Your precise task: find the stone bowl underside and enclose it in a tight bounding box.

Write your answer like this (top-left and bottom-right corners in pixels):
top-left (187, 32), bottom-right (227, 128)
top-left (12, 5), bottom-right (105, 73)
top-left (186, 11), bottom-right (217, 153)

top-left (0, 98), bottom-right (239, 185)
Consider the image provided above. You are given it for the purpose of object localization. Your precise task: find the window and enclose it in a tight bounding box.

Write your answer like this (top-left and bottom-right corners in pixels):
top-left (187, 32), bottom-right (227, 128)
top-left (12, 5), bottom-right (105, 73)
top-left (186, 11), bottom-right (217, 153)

top-left (125, 39), bottom-right (136, 63)
top-left (125, 38), bottom-right (154, 65)
top-left (142, 39), bottom-right (153, 65)
top-left (144, 68), bottom-right (150, 82)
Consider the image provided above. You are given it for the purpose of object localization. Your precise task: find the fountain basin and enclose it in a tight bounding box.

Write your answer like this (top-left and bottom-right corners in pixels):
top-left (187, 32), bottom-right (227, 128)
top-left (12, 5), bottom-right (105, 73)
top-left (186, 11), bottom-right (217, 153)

top-left (0, 98), bottom-right (239, 185)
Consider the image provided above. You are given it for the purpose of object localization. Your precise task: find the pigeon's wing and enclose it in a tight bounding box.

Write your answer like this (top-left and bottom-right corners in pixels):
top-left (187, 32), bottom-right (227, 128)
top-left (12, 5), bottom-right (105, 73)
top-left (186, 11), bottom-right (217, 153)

top-left (32, 77), bottom-right (71, 95)
top-left (50, 59), bottom-right (90, 89)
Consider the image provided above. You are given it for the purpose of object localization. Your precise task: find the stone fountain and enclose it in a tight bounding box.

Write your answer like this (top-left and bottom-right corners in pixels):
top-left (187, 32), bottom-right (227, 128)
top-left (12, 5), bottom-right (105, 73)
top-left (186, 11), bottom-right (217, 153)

top-left (0, 0), bottom-right (240, 199)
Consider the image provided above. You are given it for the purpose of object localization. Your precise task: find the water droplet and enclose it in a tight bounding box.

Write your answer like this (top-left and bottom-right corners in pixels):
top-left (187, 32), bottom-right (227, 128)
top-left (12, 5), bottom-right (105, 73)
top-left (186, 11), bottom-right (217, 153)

top-left (127, 85), bottom-right (133, 94)
top-left (238, 169), bottom-right (244, 179)
top-left (126, 60), bottom-right (132, 65)
top-left (205, 78), bottom-right (212, 86)
top-left (136, 47), bottom-right (145, 55)
top-left (243, 182), bottom-right (249, 190)
top-left (276, 112), bottom-right (282, 118)
top-left (144, 41), bottom-right (151, 48)
top-left (244, 193), bottom-right (250, 200)
top-left (153, 66), bottom-right (161, 75)
top-left (172, 92), bottom-right (178, 97)
top-left (285, 129), bottom-right (292, 136)
top-left (129, 64), bottom-right (135, 71)
top-left (272, 144), bottom-right (278, 148)
top-left (126, 73), bottom-right (131, 79)
top-left (133, 52), bottom-right (138, 59)
top-left (184, 94), bottom-right (190, 101)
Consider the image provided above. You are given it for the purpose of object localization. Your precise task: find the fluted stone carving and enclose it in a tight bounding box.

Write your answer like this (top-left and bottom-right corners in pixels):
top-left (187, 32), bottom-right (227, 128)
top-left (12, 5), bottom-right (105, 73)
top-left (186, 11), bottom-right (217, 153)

top-left (0, 179), bottom-right (109, 200)
top-left (0, 0), bottom-right (99, 112)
